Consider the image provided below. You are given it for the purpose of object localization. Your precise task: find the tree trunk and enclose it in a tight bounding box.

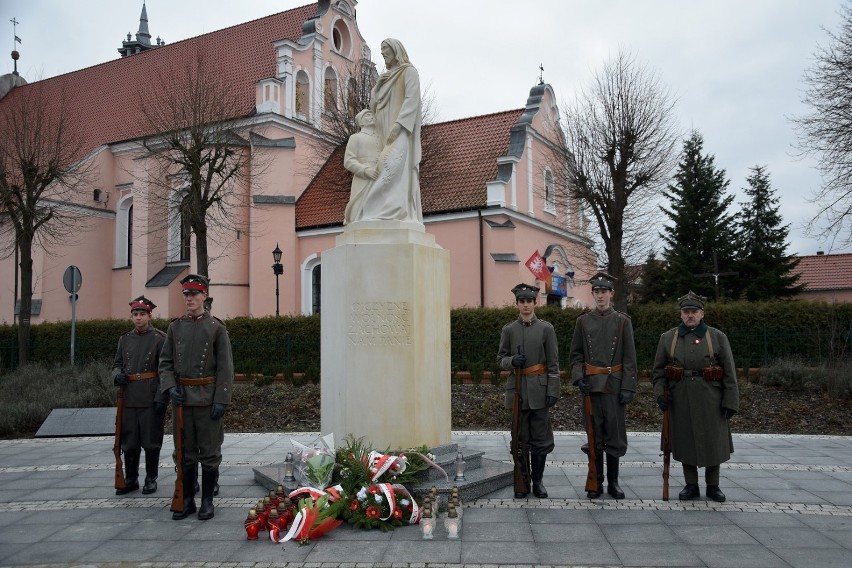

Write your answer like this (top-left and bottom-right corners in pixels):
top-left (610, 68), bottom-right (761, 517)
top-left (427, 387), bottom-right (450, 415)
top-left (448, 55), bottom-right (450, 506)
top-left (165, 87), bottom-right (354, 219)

top-left (17, 235), bottom-right (33, 366)
top-left (608, 235), bottom-right (628, 312)
top-left (195, 224), bottom-right (212, 311)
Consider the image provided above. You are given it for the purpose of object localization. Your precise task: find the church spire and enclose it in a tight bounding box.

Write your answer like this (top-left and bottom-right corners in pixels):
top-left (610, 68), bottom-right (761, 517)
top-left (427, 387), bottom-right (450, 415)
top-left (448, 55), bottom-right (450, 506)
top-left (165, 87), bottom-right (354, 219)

top-left (136, 2), bottom-right (151, 46)
top-left (118, 2), bottom-right (163, 58)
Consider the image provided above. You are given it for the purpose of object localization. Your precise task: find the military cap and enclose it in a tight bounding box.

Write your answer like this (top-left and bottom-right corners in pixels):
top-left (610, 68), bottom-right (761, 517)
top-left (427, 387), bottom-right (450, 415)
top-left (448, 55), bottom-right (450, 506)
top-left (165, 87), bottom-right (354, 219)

top-left (180, 274), bottom-right (209, 295)
top-left (511, 283), bottom-right (540, 300)
top-left (678, 290), bottom-right (706, 310)
top-left (589, 271), bottom-right (615, 290)
top-left (129, 295), bottom-right (156, 313)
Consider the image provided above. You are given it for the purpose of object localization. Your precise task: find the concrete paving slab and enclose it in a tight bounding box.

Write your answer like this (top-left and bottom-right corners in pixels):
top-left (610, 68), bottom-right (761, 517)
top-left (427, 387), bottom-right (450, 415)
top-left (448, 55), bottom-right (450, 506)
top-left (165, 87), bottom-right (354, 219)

top-left (460, 541), bottom-right (540, 564)
top-left (536, 540), bottom-right (620, 565)
top-left (742, 526), bottom-right (842, 549)
top-left (612, 542), bottom-right (704, 566)
top-left (692, 544), bottom-right (790, 568)
top-left (1, 540), bottom-right (101, 565)
top-left (669, 524), bottom-right (760, 546)
top-left (772, 546), bottom-right (852, 568)
top-left (600, 522), bottom-right (680, 544)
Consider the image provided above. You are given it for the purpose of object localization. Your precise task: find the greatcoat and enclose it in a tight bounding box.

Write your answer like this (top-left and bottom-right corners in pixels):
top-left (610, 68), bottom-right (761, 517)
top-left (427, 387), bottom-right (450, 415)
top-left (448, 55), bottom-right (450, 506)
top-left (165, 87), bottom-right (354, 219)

top-left (652, 323), bottom-right (740, 467)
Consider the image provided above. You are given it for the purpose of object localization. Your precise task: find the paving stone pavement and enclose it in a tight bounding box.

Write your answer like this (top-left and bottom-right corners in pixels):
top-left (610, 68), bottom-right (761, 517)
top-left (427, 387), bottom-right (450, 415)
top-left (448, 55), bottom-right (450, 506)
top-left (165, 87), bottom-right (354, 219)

top-left (1, 431), bottom-right (851, 568)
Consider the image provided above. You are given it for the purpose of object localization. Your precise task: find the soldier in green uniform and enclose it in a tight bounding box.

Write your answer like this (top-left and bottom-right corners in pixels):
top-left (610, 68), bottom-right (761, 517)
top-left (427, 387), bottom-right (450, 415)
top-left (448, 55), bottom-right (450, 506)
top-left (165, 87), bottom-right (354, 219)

top-left (569, 272), bottom-right (637, 499)
top-left (652, 291), bottom-right (739, 502)
top-left (112, 296), bottom-right (168, 495)
top-left (497, 283), bottom-right (560, 499)
top-left (159, 274), bottom-right (234, 520)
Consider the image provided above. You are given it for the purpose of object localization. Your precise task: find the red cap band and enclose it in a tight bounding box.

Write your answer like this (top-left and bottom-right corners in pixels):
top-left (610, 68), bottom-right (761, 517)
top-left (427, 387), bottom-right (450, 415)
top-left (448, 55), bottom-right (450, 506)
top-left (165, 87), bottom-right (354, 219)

top-left (182, 281), bottom-right (208, 293)
top-left (130, 301), bottom-right (152, 313)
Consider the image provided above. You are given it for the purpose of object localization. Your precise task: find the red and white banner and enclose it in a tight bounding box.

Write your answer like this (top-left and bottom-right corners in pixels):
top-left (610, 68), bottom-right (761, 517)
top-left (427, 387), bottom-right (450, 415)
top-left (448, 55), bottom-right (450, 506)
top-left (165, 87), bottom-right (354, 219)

top-left (525, 250), bottom-right (550, 283)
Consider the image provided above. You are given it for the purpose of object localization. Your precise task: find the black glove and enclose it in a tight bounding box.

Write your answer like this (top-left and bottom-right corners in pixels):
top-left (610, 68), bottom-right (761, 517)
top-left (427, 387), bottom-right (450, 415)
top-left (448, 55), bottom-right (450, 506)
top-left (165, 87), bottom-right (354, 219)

top-left (114, 373), bottom-right (128, 387)
top-left (722, 407), bottom-right (736, 420)
top-left (578, 377), bottom-right (592, 394)
top-left (619, 389), bottom-right (634, 405)
top-left (511, 353), bottom-right (527, 368)
top-left (545, 396), bottom-right (558, 408)
top-left (168, 386), bottom-right (185, 406)
top-left (210, 403), bottom-right (226, 420)
top-left (656, 395), bottom-right (669, 412)
top-left (153, 401), bottom-right (168, 417)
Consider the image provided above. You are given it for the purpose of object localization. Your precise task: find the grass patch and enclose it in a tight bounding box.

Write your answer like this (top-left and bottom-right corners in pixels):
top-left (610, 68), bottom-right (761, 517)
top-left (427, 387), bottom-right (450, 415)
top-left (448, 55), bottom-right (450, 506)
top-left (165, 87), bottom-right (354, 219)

top-left (0, 359), bottom-right (115, 438)
top-left (758, 358), bottom-right (852, 398)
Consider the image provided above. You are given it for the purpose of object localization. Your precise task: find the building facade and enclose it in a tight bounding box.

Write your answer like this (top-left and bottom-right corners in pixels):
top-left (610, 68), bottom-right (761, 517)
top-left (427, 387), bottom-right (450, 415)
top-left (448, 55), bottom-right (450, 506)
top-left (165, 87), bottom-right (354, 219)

top-left (0, 0), bottom-right (595, 324)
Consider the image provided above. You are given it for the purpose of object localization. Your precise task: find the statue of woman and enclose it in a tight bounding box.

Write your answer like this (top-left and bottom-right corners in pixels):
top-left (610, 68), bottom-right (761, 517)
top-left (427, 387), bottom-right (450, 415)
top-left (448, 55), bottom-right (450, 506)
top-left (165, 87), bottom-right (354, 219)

top-left (346, 38), bottom-right (423, 224)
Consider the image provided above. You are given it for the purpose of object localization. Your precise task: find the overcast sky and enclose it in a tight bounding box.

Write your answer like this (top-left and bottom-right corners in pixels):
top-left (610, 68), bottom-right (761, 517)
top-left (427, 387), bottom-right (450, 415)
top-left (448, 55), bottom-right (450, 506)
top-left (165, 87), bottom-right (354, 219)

top-left (2, 0), bottom-right (848, 256)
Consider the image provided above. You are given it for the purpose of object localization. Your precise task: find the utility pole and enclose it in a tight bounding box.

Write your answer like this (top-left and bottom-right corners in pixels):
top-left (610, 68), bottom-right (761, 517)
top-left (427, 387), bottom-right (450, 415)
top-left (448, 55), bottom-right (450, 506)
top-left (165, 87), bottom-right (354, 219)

top-left (694, 252), bottom-right (737, 301)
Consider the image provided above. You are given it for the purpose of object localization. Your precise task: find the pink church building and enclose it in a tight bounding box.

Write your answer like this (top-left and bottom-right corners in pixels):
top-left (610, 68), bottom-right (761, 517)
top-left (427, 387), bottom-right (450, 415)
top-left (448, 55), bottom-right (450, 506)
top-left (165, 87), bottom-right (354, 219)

top-left (0, 1), bottom-right (595, 324)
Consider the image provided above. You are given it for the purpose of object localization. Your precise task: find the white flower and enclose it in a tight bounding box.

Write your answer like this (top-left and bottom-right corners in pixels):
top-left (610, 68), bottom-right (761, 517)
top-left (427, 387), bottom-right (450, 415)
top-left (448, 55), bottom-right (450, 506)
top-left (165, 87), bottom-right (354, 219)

top-left (357, 487), bottom-right (368, 501)
top-left (374, 494), bottom-right (383, 504)
top-left (400, 498), bottom-right (410, 506)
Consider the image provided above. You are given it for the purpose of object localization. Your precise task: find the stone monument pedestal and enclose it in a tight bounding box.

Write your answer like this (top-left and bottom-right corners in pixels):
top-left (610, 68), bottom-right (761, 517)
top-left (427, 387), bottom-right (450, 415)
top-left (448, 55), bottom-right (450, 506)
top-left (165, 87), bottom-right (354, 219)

top-left (320, 221), bottom-right (451, 450)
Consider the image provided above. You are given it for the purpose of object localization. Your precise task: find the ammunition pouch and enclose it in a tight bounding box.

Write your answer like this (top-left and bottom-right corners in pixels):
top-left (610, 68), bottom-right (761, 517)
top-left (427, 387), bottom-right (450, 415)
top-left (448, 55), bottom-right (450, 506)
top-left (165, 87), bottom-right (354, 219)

top-left (664, 364), bottom-right (684, 381)
top-left (702, 365), bottom-right (723, 381)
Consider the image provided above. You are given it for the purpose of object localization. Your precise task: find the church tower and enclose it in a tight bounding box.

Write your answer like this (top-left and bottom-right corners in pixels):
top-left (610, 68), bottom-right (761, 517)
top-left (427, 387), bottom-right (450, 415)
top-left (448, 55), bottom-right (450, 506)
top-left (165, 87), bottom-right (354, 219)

top-left (118, 2), bottom-right (164, 57)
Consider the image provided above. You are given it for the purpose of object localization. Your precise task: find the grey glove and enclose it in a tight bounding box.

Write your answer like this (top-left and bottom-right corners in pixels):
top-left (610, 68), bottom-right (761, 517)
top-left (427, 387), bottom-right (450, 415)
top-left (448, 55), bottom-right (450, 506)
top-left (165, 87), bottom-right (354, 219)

top-left (618, 389), bottom-right (634, 405)
top-left (210, 403), bottom-right (226, 420)
top-left (114, 372), bottom-right (128, 387)
top-left (578, 377), bottom-right (592, 394)
top-left (511, 353), bottom-right (527, 368)
top-left (722, 407), bottom-right (736, 420)
top-left (168, 386), bottom-right (185, 406)
top-left (545, 395), bottom-right (558, 408)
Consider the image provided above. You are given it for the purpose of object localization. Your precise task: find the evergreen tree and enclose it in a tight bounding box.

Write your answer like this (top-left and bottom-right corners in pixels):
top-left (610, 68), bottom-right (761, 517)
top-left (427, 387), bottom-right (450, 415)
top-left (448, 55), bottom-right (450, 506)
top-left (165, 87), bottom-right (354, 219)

top-left (735, 166), bottom-right (804, 300)
top-left (637, 251), bottom-right (670, 304)
top-left (659, 131), bottom-right (739, 300)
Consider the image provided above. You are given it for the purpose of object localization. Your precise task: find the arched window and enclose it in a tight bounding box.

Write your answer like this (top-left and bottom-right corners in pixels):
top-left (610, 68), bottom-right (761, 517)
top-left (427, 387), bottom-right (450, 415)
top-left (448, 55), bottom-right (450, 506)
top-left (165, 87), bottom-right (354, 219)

top-left (324, 67), bottom-right (338, 111)
top-left (544, 168), bottom-right (556, 214)
top-left (311, 264), bottom-right (321, 314)
top-left (295, 70), bottom-right (310, 119)
top-left (115, 195), bottom-right (134, 268)
top-left (168, 188), bottom-right (191, 263)
top-left (179, 205), bottom-right (191, 262)
top-left (301, 254), bottom-right (321, 315)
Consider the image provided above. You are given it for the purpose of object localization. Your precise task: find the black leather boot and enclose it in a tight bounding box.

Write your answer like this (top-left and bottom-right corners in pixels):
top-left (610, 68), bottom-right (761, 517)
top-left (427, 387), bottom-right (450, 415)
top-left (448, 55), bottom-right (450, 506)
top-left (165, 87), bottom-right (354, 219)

top-left (706, 485), bottom-right (726, 502)
top-left (116, 449), bottom-right (141, 495)
top-left (198, 469), bottom-right (217, 520)
top-left (678, 483), bottom-right (700, 500)
top-left (194, 475), bottom-right (219, 496)
top-left (172, 464), bottom-right (197, 520)
top-left (606, 454), bottom-right (625, 499)
top-left (142, 449), bottom-right (160, 494)
top-left (531, 455), bottom-right (548, 498)
top-left (587, 453), bottom-right (604, 499)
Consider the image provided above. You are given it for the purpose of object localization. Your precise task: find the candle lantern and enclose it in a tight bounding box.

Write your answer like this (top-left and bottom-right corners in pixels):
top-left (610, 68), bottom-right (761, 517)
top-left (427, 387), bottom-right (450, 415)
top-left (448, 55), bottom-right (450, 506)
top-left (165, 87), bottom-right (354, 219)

top-left (444, 503), bottom-right (460, 539)
top-left (278, 501), bottom-right (294, 529)
top-left (420, 505), bottom-right (435, 540)
top-left (267, 508), bottom-right (281, 532)
top-left (454, 450), bottom-right (466, 482)
top-left (244, 508), bottom-right (261, 540)
top-left (269, 489), bottom-right (281, 509)
top-left (256, 500), bottom-right (269, 530)
top-left (283, 452), bottom-right (296, 484)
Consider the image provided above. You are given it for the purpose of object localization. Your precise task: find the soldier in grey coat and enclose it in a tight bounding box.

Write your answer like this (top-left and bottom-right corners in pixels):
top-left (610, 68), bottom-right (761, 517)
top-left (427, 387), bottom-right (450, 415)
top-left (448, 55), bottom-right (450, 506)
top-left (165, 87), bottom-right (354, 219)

top-left (569, 272), bottom-right (637, 499)
top-left (160, 274), bottom-right (234, 520)
top-left (497, 283), bottom-right (561, 499)
top-left (112, 296), bottom-right (168, 495)
top-left (652, 291), bottom-right (739, 502)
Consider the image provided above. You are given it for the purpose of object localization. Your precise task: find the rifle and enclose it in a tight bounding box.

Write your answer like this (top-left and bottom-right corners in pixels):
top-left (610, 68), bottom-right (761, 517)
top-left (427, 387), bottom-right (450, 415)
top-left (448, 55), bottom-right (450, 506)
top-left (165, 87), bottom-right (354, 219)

top-left (114, 386), bottom-right (125, 491)
top-left (510, 347), bottom-right (530, 496)
top-left (661, 383), bottom-right (672, 501)
top-left (170, 384), bottom-right (185, 513)
top-left (583, 392), bottom-right (598, 494)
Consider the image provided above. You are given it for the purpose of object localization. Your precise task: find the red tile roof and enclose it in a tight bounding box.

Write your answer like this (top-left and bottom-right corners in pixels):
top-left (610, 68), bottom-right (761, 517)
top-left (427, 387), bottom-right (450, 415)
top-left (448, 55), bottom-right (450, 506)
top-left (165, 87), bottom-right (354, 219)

top-left (296, 109), bottom-right (525, 229)
top-left (1, 4), bottom-right (317, 160)
top-left (791, 253), bottom-right (852, 291)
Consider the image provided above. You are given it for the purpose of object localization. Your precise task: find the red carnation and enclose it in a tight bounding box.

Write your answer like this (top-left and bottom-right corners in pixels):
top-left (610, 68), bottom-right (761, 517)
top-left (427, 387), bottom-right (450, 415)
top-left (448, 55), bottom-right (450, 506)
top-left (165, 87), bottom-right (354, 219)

top-left (350, 499), bottom-right (359, 511)
top-left (392, 509), bottom-right (402, 520)
top-left (367, 485), bottom-right (381, 495)
top-left (366, 506), bottom-right (381, 519)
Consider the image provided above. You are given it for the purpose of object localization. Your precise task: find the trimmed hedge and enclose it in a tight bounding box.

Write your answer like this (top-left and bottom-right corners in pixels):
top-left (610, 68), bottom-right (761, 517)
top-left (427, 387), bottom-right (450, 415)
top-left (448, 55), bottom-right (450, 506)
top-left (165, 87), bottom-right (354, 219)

top-left (1, 300), bottom-right (849, 375)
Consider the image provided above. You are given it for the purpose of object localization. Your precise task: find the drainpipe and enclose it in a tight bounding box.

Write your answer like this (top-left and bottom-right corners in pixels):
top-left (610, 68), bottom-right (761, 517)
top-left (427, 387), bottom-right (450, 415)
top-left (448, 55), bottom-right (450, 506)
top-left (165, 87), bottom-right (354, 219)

top-left (478, 210), bottom-right (485, 307)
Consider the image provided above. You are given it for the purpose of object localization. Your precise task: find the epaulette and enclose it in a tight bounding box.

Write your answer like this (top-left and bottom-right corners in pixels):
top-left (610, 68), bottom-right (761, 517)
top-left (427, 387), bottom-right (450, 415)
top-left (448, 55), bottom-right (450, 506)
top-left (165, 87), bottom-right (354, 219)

top-left (120, 329), bottom-right (135, 337)
top-left (212, 316), bottom-right (226, 326)
top-left (617, 310), bottom-right (631, 319)
top-left (171, 316), bottom-right (182, 323)
top-left (153, 328), bottom-right (167, 337)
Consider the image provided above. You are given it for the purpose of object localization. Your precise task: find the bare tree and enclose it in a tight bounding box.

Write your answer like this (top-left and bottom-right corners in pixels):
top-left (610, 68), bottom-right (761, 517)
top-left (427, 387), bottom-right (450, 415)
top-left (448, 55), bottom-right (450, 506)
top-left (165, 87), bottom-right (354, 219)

top-left (0, 82), bottom-right (92, 364)
top-left (551, 49), bottom-right (679, 309)
top-left (136, 51), bottom-right (258, 284)
top-left (793, 2), bottom-right (852, 248)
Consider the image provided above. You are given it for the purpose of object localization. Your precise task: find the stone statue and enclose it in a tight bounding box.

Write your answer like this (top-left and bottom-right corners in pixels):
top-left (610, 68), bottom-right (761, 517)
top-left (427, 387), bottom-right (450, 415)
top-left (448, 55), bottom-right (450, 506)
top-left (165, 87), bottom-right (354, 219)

top-left (343, 110), bottom-right (381, 225)
top-left (344, 38), bottom-right (423, 224)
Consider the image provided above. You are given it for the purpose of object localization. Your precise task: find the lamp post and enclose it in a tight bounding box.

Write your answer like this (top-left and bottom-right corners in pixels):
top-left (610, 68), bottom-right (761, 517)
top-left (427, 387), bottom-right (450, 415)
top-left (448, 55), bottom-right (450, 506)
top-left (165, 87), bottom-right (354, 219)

top-left (272, 243), bottom-right (283, 316)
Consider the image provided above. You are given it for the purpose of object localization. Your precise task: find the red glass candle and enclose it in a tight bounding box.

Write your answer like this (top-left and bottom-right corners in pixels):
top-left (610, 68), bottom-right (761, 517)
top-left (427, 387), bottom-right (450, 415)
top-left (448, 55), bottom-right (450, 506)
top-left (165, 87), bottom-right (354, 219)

top-left (244, 509), bottom-right (261, 540)
top-left (255, 500), bottom-right (269, 530)
top-left (269, 489), bottom-right (281, 509)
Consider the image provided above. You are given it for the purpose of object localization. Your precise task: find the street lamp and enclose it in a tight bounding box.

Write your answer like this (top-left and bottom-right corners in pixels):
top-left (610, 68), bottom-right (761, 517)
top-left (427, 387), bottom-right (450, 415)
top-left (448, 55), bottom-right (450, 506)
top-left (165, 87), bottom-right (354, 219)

top-left (272, 243), bottom-right (283, 316)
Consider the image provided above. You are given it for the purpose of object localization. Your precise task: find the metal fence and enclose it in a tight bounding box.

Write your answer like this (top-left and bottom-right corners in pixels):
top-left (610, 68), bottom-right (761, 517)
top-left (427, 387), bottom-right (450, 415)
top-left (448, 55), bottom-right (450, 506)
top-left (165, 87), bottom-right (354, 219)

top-left (1, 324), bottom-right (849, 375)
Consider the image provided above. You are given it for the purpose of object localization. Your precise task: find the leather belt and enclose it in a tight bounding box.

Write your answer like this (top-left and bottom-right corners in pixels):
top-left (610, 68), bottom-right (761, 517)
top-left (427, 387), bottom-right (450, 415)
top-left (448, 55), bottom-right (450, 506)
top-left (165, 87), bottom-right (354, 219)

top-left (584, 363), bottom-right (623, 375)
top-left (178, 376), bottom-right (216, 386)
top-left (673, 370), bottom-right (722, 382)
top-left (127, 371), bottom-right (158, 381)
top-left (519, 363), bottom-right (546, 375)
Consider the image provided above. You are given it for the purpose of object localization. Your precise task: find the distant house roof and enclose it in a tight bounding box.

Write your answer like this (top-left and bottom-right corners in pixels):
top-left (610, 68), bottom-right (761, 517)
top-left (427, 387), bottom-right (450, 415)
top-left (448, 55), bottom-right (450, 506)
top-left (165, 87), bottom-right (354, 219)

top-left (296, 109), bottom-right (525, 229)
top-left (0, 4), bottom-right (317, 159)
top-left (791, 252), bottom-right (852, 291)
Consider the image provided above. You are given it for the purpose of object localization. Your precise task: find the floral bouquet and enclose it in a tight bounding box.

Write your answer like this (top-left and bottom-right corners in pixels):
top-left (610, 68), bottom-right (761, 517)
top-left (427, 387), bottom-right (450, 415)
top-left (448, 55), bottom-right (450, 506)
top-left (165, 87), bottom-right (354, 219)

top-left (271, 489), bottom-right (343, 544)
top-left (291, 433), bottom-right (336, 490)
top-left (343, 482), bottom-right (421, 531)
